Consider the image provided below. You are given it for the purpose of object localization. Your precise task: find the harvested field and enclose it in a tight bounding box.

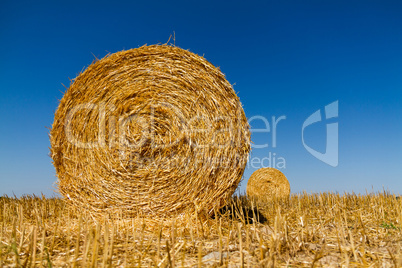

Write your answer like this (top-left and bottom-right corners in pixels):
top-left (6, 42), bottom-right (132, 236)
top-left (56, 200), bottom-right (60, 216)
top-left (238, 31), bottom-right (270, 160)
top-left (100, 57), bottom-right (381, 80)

top-left (1, 192), bottom-right (402, 267)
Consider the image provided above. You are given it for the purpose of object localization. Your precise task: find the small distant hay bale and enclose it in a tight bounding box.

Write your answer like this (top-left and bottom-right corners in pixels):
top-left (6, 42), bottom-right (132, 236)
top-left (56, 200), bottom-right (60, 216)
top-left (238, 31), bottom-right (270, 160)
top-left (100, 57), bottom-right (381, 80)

top-left (246, 168), bottom-right (290, 203)
top-left (50, 44), bottom-right (250, 217)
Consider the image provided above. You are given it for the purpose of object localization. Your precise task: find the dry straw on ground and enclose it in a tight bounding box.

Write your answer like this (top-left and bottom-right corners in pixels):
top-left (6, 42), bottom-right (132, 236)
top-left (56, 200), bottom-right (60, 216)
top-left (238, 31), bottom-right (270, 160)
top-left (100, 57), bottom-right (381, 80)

top-left (50, 44), bottom-right (250, 217)
top-left (246, 168), bottom-right (290, 203)
top-left (2, 193), bottom-right (402, 267)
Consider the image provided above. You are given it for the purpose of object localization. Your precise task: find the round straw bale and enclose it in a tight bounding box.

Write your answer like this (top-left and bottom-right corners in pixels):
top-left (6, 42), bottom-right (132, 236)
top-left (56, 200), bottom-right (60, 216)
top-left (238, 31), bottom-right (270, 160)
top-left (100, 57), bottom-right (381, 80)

top-left (246, 168), bottom-right (290, 203)
top-left (50, 44), bottom-right (250, 216)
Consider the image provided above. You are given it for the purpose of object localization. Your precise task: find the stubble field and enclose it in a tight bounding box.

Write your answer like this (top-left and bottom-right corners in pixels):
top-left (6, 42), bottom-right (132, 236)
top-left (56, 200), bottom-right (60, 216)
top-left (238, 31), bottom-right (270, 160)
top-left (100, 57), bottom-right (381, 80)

top-left (0, 192), bottom-right (401, 267)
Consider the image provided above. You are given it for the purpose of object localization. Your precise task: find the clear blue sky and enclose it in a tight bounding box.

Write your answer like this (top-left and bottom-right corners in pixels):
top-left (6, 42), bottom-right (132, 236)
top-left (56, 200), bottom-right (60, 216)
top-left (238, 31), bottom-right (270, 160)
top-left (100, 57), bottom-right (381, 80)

top-left (0, 0), bottom-right (401, 197)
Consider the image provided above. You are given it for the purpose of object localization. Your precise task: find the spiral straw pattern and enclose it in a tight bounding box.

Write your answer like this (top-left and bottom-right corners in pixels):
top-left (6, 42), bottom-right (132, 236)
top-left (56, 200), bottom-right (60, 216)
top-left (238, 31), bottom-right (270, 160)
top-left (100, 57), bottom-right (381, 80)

top-left (50, 45), bottom-right (251, 216)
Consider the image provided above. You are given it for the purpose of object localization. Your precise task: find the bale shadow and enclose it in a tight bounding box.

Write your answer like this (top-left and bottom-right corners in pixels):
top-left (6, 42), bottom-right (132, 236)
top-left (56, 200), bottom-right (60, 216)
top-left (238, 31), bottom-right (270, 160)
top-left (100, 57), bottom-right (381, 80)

top-left (217, 196), bottom-right (267, 224)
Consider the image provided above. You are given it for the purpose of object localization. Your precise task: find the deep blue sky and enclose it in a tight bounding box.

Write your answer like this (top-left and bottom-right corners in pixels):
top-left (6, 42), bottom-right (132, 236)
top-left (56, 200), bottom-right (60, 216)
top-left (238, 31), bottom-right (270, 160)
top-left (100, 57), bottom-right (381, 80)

top-left (0, 0), bottom-right (401, 197)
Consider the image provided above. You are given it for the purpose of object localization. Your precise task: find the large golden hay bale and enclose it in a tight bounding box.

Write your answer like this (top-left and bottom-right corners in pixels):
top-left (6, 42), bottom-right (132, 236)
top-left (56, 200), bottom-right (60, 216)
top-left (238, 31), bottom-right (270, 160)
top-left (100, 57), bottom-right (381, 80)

top-left (246, 168), bottom-right (290, 202)
top-left (50, 44), bottom-right (250, 216)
